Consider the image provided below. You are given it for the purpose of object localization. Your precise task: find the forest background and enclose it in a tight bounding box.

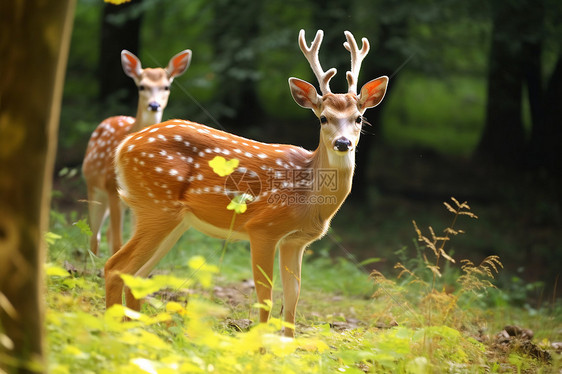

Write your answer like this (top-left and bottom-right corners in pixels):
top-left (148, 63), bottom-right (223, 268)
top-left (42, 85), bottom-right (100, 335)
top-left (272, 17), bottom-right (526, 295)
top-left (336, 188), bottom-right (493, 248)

top-left (54, 0), bottom-right (562, 300)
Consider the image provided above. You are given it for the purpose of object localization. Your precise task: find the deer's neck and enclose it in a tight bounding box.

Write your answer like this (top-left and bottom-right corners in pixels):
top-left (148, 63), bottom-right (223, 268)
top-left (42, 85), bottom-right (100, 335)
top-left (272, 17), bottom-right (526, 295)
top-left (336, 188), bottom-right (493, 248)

top-left (307, 143), bottom-right (355, 224)
top-left (130, 105), bottom-right (163, 133)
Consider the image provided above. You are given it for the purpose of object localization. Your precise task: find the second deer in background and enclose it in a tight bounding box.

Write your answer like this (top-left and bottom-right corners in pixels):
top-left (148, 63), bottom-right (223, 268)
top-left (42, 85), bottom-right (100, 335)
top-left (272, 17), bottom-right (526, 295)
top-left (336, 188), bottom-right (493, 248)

top-left (82, 49), bottom-right (192, 256)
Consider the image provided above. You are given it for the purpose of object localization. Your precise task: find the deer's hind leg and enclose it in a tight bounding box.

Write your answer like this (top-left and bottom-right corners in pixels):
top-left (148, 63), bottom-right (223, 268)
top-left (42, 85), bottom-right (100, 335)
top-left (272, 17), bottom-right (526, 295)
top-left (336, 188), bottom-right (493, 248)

top-left (87, 186), bottom-right (109, 256)
top-left (104, 211), bottom-right (189, 310)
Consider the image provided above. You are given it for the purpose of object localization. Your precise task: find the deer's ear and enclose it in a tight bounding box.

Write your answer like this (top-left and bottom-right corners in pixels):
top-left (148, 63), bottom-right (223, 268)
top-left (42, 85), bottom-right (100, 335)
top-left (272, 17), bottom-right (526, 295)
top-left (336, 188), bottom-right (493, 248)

top-left (358, 76), bottom-right (388, 111)
top-left (289, 78), bottom-right (322, 113)
top-left (166, 49), bottom-right (192, 80)
top-left (121, 50), bottom-right (143, 82)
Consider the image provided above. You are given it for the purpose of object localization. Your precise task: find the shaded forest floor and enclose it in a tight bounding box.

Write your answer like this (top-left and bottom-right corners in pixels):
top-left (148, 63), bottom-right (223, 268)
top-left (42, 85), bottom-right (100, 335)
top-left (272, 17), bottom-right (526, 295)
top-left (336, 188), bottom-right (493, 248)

top-left (52, 143), bottom-right (562, 301)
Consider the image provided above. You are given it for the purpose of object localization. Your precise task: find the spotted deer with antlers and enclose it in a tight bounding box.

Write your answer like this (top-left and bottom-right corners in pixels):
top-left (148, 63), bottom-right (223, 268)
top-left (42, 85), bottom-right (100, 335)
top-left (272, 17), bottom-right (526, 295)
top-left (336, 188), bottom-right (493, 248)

top-left (105, 30), bottom-right (388, 337)
top-left (82, 49), bottom-right (191, 256)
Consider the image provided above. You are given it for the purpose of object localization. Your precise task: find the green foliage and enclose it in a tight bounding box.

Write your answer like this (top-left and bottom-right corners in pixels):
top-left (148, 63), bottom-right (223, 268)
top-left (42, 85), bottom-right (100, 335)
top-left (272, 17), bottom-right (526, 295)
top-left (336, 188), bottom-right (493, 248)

top-left (302, 250), bottom-right (374, 297)
top-left (47, 267), bottom-right (491, 373)
top-left (48, 210), bottom-right (95, 262)
top-left (384, 74), bottom-right (486, 156)
top-left (45, 204), bottom-right (559, 373)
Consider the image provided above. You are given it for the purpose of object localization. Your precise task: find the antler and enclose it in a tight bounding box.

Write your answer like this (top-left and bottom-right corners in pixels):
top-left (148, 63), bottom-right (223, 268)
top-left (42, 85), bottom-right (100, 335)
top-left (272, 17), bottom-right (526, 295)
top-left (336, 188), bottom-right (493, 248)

top-left (298, 29), bottom-right (337, 95)
top-left (343, 31), bottom-right (370, 94)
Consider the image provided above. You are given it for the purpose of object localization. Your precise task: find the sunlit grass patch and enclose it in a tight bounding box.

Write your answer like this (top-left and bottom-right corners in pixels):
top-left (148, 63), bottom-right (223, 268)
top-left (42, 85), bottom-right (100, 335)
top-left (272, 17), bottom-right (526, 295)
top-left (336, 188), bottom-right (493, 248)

top-left (45, 198), bottom-right (560, 373)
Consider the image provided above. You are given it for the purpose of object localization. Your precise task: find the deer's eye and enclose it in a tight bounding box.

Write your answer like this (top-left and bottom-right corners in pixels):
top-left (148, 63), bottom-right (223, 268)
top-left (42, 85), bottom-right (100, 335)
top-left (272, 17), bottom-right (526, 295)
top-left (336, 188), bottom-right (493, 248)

top-left (320, 116), bottom-right (328, 125)
top-left (355, 116), bottom-right (362, 124)
top-left (139, 85), bottom-right (146, 91)
top-left (164, 85), bottom-right (170, 91)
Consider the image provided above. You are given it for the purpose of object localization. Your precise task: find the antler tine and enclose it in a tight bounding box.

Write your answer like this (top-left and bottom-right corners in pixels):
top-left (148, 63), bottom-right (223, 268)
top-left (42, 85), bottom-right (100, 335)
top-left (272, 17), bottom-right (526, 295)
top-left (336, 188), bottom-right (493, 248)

top-left (298, 29), bottom-right (336, 95)
top-left (343, 31), bottom-right (370, 94)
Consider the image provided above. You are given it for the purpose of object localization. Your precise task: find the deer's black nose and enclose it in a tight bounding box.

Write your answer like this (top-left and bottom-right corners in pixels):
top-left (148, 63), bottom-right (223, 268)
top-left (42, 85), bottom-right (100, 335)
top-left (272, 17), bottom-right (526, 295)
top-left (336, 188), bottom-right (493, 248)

top-left (148, 102), bottom-right (160, 111)
top-left (334, 137), bottom-right (352, 152)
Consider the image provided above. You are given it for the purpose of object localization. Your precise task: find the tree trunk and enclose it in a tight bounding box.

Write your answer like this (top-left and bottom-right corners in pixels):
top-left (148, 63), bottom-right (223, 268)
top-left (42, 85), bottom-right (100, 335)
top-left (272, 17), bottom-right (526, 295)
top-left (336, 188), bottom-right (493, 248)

top-left (209, 0), bottom-right (265, 129)
top-left (0, 0), bottom-right (75, 373)
top-left (521, 0), bottom-right (546, 168)
top-left (525, 40), bottom-right (546, 167)
top-left (544, 54), bottom-right (562, 174)
top-left (99, 0), bottom-right (143, 112)
top-left (476, 1), bottom-right (528, 164)
top-left (352, 4), bottom-right (408, 199)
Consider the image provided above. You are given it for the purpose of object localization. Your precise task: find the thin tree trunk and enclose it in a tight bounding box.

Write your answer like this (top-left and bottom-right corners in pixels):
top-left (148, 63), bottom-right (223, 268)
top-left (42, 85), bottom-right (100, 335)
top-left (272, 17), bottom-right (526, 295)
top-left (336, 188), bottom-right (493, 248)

top-left (544, 54), bottom-right (562, 174)
top-left (352, 6), bottom-right (407, 199)
top-left (0, 1), bottom-right (75, 373)
top-left (522, 0), bottom-right (545, 167)
top-left (209, 0), bottom-right (264, 129)
top-left (99, 0), bottom-right (143, 112)
top-left (476, 1), bottom-right (527, 164)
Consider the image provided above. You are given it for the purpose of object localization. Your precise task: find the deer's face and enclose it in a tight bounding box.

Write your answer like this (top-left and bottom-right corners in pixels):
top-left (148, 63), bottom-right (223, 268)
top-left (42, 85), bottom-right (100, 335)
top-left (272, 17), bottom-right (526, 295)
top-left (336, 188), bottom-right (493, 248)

top-left (137, 68), bottom-right (172, 113)
top-left (318, 93), bottom-right (364, 155)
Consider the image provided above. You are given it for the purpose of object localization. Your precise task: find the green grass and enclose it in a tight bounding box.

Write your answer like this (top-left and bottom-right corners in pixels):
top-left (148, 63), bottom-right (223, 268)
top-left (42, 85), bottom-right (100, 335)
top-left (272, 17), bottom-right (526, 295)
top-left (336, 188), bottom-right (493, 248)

top-left (44, 200), bottom-right (561, 373)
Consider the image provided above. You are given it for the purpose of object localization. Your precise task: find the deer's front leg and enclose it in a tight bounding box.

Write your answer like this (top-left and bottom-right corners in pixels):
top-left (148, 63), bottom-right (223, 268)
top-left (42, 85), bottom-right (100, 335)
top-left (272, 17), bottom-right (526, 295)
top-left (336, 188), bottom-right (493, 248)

top-left (249, 235), bottom-right (278, 324)
top-left (279, 239), bottom-right (306, 337)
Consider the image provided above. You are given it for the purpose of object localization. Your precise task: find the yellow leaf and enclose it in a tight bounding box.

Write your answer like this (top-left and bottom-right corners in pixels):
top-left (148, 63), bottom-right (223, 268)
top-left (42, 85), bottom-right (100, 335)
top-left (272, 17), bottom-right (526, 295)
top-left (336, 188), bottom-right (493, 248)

top-left (121, 273), bottom-right (190, 300)
top-left (264, 334), bottom-right (298, 357)
top-left (45, 263), bottom-right (70, 278)
top-left (49, 364), bottom-right (70, 374)
top-left (123, 307), bottom-right (143, 321)
top-left (227, 193), bottom-right (253, 214)
top-left (62, 345), bottom-right (84, 356)
top-left (208, 156), bottom-right (239, 177)
top-left (45, 232), bottom-right (62, 245)
top-left (104, 0), bottom-right (132, 4)
top-left (188, 256), bottom-right (219, 273)
top-left (188, 256), bottom-right (219, 288)
top-left (297, 337), bottom-right (330, 352)
top-left (166, 301), bottom-right (186, 314)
